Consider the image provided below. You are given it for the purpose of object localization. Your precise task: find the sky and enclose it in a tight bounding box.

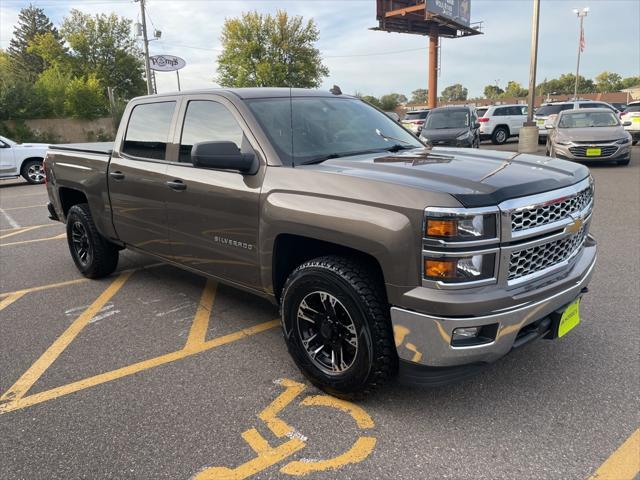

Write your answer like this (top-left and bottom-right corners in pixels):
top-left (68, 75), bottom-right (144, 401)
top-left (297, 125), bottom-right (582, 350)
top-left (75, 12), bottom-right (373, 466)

top-left (1, 0), bottom-right (639, 98)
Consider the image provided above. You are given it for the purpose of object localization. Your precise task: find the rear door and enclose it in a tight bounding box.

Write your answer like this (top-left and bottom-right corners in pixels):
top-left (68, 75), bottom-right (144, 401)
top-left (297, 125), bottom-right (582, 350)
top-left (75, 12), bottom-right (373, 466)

top-left (165, 95), bottom-right (265, 289)
top-left (108, 99), bottom-right (180, 258)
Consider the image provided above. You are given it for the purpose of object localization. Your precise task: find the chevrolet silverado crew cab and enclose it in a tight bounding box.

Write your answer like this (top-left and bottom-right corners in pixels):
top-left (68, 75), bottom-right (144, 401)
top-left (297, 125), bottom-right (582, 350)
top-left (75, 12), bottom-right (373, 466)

top-left (45, 88), bottom-right (597, 399)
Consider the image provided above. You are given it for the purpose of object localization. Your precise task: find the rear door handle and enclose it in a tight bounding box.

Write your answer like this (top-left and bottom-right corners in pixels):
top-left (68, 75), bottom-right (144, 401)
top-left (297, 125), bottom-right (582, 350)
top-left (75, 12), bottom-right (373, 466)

top-left (166, 179), bottom-right (187, 191)
top-left (109, 171), bottom-right (125, 181)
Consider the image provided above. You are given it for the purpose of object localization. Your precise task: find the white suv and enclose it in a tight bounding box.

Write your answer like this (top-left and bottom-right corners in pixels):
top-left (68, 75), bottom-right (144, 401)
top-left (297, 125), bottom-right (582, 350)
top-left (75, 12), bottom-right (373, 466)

top-left (535, 100), bottom-right (618, 143)
top-left (478, 104), bottom-right (528, 144)
top-left (0, 136), bottom-right (49, 184)
top-left (620, 101), bottom-right (640, 145)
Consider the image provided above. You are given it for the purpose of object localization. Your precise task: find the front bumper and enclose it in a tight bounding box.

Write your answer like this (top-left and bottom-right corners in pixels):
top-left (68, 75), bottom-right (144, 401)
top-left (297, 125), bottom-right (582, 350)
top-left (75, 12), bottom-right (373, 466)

top-left (554, 142), bottom-right (631, 161)
top-left (390, 238), bottom-right (596, 367)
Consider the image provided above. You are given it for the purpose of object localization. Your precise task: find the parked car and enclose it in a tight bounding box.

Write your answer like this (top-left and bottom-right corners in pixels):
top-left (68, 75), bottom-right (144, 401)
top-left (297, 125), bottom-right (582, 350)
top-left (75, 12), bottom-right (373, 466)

top-left (384, 111), bottom-right (400, 122)
top-left (419, 106), bottom-right (480, 148)
top-left (475, 106), bottom-right (489, 119)
top-left (477, 104), bottom-right (528, 145)
top-left (610, 102), bottom-right (627, 113)
top-left (401, 109), bottom-right (430, 134)
top-left (44, 88), bottom-right (596, 398)
top-left (546, 108), bottom-right (632, 165)
top-left (620, 101), bottom-right (640, 145)
top-left (0, 135), bottom-right (49, 184)
top-left (535, 100), bottom-right (619, 143)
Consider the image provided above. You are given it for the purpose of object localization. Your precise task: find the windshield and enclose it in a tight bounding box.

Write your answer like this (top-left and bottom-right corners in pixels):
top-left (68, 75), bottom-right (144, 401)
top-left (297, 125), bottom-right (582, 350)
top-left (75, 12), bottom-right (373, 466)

top-left (404, 111), bottom-right (429, 120)
top-left (536, 104), bottom-right (573, 116)
top-left (558, 111), bottom-right (619, 128)
top-left (246, 97), bottom-right (422, 165)
top-left (424, 109), bottom-right (469, 129)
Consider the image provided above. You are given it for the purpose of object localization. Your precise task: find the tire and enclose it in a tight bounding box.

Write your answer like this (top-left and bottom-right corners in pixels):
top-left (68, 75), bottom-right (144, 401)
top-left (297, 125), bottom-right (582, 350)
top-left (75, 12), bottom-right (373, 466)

top-left (633, 140), bottom-right (638, 146)
top-left (20, 158), bottom-right (45, 184)
top-left (616, 158), bottom-right (630, 166)
top-left (280, 255), bottom-right (397, 400)
top-left (66, 203), bottom-right (119, 278)
top-left (491, 127), bottom-right (509, 145)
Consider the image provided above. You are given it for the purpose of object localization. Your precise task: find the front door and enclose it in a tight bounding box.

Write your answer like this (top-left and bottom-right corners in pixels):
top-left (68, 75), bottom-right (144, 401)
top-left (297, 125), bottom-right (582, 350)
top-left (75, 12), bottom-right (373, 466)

top-left (165, 97), bottom-right (264, 290)
top-left (0, 140), bottom-right (16, 177)
top-left (108, 99), bottom-right (179, 258)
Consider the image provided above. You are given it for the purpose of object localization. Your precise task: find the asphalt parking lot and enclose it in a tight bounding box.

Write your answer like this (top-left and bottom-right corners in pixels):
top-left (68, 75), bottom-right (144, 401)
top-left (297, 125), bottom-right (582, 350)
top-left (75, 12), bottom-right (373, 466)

top-left (1, 143), bottom-right (638, 480)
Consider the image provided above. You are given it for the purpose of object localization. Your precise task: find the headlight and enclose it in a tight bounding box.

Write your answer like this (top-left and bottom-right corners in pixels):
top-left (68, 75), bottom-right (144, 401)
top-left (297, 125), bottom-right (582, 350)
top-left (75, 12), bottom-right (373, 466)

top-left (423, 251), bottom-right (497, 284)
top-left (616, 137), bottom-right (631, 144)
top-left (424, 208), bottom-right (499, 243)
top-left (456, 132), bottom-right (470, 140)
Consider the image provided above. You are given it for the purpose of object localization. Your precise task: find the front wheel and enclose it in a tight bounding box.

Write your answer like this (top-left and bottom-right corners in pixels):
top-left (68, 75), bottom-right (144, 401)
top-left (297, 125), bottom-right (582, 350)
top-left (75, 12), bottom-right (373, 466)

top-left (66, 203), bottom-right (119, 278)
top-left (280, 256), bottom-right (397, 400)
top-left (21, 159), bottom-right (45, 184)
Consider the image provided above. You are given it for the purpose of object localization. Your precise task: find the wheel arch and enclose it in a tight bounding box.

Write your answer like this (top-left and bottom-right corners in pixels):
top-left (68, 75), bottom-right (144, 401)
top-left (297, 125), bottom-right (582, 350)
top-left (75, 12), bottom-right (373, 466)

top-left (58, 187), bottom-right (89, 218)
top-left (19, 156), bottom-right (45, 172)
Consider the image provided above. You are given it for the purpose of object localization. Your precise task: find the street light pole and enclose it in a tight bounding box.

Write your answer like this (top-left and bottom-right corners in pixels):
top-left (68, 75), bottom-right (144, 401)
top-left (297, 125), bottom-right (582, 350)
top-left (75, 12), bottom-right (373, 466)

top-left (573, 8), bottom-right (589, 99)
top-left (518, 0), bottom-right (541, 153)
top-left (137, 0), bottom-right (153, 95)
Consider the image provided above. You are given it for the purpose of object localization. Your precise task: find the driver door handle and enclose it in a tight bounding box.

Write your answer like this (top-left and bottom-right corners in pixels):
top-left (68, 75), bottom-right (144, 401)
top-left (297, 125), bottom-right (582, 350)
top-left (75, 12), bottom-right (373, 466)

top-left (109, 171), bottom-right (125, 181)
top-left (166, 179), bottom-right (187, 191)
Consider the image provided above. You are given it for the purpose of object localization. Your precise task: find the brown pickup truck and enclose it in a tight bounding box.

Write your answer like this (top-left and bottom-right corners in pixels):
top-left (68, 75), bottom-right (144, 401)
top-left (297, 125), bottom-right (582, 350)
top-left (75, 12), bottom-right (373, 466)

top-left (45, 88), bottom-right (597, 398)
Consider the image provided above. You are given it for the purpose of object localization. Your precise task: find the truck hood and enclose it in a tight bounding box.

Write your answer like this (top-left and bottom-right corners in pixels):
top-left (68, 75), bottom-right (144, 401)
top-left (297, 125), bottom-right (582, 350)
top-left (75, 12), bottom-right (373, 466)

top-left (16, 143), bottom-right (49, 149)
top-left (557, 125), bottom-right (627, 142)
top-left (306, 147), bottom-right (589, 208)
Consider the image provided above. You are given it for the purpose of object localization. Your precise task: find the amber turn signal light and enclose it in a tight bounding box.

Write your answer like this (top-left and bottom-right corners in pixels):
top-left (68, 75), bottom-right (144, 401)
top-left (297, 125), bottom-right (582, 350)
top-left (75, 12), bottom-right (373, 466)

top-left (426, 219), bottom-right (457, 237)
top-left (424, 259), bottom-right (457, 279)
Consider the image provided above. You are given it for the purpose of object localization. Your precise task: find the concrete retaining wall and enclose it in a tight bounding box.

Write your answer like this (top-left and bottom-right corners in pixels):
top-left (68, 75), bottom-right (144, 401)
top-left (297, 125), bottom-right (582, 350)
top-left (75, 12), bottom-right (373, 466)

top-left (5, 117), bottom-right (116, 143)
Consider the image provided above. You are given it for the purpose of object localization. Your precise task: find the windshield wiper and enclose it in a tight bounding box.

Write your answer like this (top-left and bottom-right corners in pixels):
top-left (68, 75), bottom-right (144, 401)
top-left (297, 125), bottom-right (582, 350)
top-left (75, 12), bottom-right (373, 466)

top-left (300, 149), bottom-right (388, 165)
top-left (375, 128), bottom-right (429, 149)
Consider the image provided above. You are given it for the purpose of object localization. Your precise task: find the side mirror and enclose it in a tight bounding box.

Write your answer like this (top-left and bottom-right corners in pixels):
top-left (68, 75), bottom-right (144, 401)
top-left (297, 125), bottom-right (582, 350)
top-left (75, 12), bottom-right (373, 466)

top-left (623, 121), bottom-right (632, 127)
top-left (191, 141), bottom-right (257, 174)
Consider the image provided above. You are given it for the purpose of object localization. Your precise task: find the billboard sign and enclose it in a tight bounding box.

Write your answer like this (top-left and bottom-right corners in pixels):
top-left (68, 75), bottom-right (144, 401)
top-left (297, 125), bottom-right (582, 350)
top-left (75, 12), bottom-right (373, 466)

top-left (149, 55), bottom-right (186, 72)
top-left (427, 0), bottom-right (470, 27)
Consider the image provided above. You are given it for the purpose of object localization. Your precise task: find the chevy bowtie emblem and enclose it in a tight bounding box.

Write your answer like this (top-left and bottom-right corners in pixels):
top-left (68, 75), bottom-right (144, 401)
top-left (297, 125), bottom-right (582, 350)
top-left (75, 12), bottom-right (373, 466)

top-left (565, 217), bottom-right (583, 234)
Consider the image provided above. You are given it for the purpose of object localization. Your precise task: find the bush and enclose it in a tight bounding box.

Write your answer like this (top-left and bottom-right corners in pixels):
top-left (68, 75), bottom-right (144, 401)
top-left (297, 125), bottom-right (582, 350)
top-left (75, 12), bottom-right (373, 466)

top-left (64, 74), bottom-right (108, 120)
top-left (0, 120), bottom-right (60, 144)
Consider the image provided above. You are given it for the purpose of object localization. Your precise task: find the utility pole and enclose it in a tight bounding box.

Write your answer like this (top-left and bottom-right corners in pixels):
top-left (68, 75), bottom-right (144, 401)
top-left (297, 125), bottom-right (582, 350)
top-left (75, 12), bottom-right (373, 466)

top-left (518, 0), bottom-right (541, 153)
top-left (428, 29), bottom-right (439, 108)
top-left (573, 8), bottom-right (589, 100)
top-left (137, 0), bottom-right (153, 95)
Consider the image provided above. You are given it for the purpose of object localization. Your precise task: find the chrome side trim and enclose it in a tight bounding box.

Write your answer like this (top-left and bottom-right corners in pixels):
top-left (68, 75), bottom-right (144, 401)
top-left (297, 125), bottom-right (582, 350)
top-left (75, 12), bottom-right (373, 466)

top-left (56, 162), bottom-right (92, 171)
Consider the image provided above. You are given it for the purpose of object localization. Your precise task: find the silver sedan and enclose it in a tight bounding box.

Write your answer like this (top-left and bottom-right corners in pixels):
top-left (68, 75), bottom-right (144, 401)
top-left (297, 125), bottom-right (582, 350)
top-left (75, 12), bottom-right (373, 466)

top-left (546, 108), bottom-right (633, 166)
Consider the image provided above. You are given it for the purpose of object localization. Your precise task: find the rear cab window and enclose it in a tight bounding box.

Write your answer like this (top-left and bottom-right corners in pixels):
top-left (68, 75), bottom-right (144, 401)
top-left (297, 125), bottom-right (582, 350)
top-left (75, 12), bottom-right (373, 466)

top-left (123, 102), bottom-right (176, 160)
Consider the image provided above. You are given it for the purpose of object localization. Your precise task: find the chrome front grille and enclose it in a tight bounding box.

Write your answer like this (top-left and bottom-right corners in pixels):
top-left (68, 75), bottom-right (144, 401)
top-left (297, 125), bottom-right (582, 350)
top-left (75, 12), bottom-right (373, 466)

top-left (508, 226), bottom-right (588, 281)
top-left (568, 145), bottom-right (618, 157)
top-left (511, 186), bottom-right (592, 233)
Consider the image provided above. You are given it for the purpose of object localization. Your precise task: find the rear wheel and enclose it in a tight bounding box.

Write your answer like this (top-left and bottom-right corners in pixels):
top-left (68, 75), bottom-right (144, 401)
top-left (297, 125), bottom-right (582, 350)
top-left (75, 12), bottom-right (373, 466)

top-left (491, 127), bottom-right (509, 145)
top-left (66, 203), bottom-right (119, 278)
top-left (21, 159), bottom-right (45, 184)
top-left (281, 255), bottom-right (397, 400)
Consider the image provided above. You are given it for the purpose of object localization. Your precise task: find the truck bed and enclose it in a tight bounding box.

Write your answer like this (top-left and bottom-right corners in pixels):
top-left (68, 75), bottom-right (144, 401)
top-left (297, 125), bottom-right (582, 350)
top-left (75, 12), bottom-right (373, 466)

top-left (49, 142), bottom-right (114, 155)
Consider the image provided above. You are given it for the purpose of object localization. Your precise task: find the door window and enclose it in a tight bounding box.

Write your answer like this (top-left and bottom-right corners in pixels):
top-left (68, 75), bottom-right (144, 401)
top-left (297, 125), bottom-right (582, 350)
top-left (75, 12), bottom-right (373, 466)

top-left (123, 102), bottom-right (176, 160)
top-left (179, 100), bottom-right (246, 163)
top-left (494, 107), bottom-right (508, 116)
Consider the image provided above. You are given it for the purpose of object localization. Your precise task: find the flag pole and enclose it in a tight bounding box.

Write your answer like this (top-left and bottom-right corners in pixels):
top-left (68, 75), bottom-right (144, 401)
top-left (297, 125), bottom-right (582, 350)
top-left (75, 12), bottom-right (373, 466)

top-left (573, 8), bottom-right (588, 99)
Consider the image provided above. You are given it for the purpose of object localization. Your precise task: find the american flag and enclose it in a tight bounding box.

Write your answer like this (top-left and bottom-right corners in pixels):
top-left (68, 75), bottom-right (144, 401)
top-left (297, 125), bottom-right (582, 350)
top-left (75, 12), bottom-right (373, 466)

top-left (579, 23), bottom-right (585, 52)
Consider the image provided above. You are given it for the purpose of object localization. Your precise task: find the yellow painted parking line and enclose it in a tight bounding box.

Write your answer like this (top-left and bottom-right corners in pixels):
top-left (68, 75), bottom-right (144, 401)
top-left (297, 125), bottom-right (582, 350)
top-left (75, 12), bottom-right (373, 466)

top-left (1, 204), bottom-right (46, 211)
top-left (184, 279), bottom-right (217, 350)
top-left (281, 437), bottom-right (377, 476)
top-left (0, 271), bottom-right (133, 404)
top-left (0, 319), bottom-right (279, 414)
top-left (1, 232), bottom-right (66, 247)
top-left (588, 428), bottom-right (640, 480)
top-left (0, 292), bottom-right (26, 313)
top-left (258, 378), bottom-right (306, 438)
top-left (1, 223), bottom-right (58, 233)
top-left (0, 225), bottom-right (50, 240)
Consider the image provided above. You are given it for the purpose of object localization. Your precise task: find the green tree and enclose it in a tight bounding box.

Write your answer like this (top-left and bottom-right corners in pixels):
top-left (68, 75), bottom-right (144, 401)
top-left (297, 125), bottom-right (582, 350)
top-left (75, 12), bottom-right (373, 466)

top-left (410, 88), bottom-right (428, 104)
top-left (379, 93), bottom-right (407, 111)
top-left (503, 80), bottom-right (528, 98)
top-left (34, 66), bottom-right (72, 117)
top-left (64, 74), bottom-right (108, 119)
top-left (620, 76), bottom-right (640, 89)
top-left (217, 10), bottom-right (328, 88)
top-left (594, 71), bottom-right (622, 93)
top-left (361, 95), bottom-right (382, 109)
top-left (537, 73), bottom-right (594, 95)
top-left (27, 32), bottom-right (70, 70)
top-left (484, 84), bottom-right (504, 99)
top-left (7, 4), bottom-right (63, 81)
top-left (441, 83), bottom-right (468, 102)
top-left (61, 10), bottom-right (146, 99)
